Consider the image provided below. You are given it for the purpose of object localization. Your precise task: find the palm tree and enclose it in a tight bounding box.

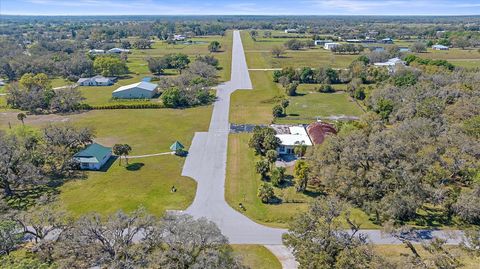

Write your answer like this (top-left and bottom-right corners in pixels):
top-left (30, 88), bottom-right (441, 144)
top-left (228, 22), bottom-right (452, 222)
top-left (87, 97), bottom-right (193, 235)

top-left (17, 113), bottom-right (26, 125)
top-left (113, 144), bottom-right (132, 166)
top-left (123, 144), bottom-right (132, 165)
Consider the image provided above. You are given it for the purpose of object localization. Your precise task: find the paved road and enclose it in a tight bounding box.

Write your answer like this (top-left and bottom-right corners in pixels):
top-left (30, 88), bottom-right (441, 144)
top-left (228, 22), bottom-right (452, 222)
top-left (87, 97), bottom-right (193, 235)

top-left (182, 30), bottom-right (286, 245)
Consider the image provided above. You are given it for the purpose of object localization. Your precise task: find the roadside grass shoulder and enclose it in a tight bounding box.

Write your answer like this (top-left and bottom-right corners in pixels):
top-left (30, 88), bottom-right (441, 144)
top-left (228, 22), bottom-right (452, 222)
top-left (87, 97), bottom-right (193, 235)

top-left (231, 245), bottom-right (282, 269)
top-left (230, 71), bottom-right (282, 124)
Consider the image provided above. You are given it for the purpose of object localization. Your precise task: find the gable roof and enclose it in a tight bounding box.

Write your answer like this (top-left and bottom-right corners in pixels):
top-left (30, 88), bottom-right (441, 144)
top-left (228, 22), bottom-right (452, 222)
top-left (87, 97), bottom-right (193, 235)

top-left (74, 143), bottom-right (111, 164)
top-left (77, 76), bottom-right (114, 84)
top-left (113, 81), bottom-right (158, 93)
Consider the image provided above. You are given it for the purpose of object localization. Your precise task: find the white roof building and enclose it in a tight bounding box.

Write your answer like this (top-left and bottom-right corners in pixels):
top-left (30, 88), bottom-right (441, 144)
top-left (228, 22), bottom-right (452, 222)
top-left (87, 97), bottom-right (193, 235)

top-left (432, 44), bottom-right (449, 50)
top-left (89, 49), bottom-right (105, 54)
top-left (112, 81), bottom-right (158, 99)
top-left (77, 75), bottom-right (115, 86)
top-left (374, 57), bottom-right (406, 67)
top-left (272, 125), bottom-right (312, 155)
top-left (107, 48), bottom-right (130, 54)
top-left (324, 42), bottom-right (340, 50)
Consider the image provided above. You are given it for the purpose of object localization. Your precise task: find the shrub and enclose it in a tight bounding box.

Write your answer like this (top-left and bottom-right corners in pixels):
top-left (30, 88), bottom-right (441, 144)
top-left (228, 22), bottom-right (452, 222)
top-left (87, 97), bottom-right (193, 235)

top-left (317, 84), bottom-right (334, 93)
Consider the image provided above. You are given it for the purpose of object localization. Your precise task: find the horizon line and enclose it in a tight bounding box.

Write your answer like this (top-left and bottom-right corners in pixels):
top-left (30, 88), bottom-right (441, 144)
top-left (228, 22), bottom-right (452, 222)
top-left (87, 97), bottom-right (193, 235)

top-left (2, 13), bottom-right (480, 17)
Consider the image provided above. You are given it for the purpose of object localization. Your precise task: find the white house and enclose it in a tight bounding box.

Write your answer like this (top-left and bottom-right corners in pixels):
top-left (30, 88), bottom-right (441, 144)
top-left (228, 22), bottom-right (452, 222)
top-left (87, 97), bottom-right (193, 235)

top-left (324, 42), bottom-right (340, 50)
top-left (107, 48), bottom-right (130, 54)
top-left (173, 34), bottom-right (186, 41)
top-left (284, 29), bottom-right (299, 34)
top-left (272, 125), bottom-right (313, 155)
top-left (432, 44), bottom-right (449, 50)
top-left (73, 143), bottom-right (112, 171)
top-left (374, 57), bottom-right (406, 73)
top-left (77, 75), bottom-right (116, 86)
top-left (112, 81), bottom-right (158, 99)
top-left (314, 40), bottom-right (333, 46)
top-left (88, 49), bottom-right (105, 55)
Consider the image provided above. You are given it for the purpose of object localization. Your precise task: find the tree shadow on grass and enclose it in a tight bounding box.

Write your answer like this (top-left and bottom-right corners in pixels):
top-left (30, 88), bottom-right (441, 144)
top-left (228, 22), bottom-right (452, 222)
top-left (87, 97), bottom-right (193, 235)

top-left (126, 162), bottom-right (145, 171)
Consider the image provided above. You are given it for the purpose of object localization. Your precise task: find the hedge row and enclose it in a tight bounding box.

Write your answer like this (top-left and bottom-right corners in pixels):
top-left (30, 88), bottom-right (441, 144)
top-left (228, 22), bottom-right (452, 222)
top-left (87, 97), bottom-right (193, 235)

top-left (78, 103), bottom-right (164, 110)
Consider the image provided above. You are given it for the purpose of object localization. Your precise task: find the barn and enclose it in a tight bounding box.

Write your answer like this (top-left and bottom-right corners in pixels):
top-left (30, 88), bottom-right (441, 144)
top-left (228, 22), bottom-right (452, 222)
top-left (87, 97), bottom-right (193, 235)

top-left (112, 81), bottom-right (158, 99)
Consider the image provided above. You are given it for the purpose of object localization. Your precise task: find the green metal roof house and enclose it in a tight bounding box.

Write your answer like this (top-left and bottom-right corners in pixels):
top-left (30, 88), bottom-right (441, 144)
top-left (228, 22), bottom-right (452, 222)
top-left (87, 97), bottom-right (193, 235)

top-left (73, 143), bottom-right (112, 170)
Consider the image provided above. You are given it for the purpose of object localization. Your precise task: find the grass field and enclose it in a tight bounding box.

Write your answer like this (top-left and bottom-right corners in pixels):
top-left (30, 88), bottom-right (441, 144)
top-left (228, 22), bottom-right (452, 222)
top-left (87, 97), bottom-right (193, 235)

top-left (127, 32), bottom-right (233, 81)
top-left (374, 245), bottom-right (480, 269)
top-left (0, 107), bottom-right (212, 217)
top-left (275, 84), bottom-right (364, 124)
top-left (241, 31), bottom-right (357, 69)
top-left (232, 245), bottom-right (282, 269)
top-left (230, 71), bottom-right (283, 124)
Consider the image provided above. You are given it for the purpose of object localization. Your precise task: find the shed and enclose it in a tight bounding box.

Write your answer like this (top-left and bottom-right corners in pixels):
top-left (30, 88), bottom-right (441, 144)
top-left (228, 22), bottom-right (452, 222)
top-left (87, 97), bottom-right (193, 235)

top-left (112, 81), bottom-right (158, 99)
top-left (73, 143), bottom-right (112, 170)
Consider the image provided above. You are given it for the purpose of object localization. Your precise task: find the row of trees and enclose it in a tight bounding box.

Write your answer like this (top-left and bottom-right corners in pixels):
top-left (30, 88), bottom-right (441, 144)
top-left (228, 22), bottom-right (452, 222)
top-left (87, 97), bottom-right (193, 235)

top-left (0, 206), bottom-right (245, 268)
top-left (284, 196), bottom-right (480, 269)
top-left (6, 73), bottom-right (84, 113)
top-left (273, 66), bottom-right (340, 85)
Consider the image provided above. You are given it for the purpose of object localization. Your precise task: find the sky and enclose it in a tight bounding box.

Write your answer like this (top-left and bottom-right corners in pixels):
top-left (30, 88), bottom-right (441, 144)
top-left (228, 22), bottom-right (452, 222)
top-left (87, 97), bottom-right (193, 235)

top-left (1, 0), bottom-right (480, 16)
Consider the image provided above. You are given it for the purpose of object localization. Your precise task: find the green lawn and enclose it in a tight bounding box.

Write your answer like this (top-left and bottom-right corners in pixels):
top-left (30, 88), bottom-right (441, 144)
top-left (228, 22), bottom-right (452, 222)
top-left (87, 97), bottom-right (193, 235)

top-left (374, 245), bottom-right (480, 269)
top-left (275, 84), bottom-right (365, 124)
top-left (230, 71), bottom-right (283, 124)
top-left (232, 245), bottom-right (282, 269)
top-left (0, 107), bottom-right (212, 217)
top-left (241, 31), bottom-right (357, 69)
top-left (127, 32), bottom-right (233, 81)
top-left (226, 133), bottom-right (379, 229)
top-left (226, 133), bottom-right (312, 228)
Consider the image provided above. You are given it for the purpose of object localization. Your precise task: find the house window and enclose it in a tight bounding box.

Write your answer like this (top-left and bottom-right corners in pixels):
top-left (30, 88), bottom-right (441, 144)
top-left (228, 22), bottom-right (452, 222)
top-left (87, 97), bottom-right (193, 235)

top-left (279, 146), bottom-right (285, 153)
top-left (80, 163), bottom-right (89, 169)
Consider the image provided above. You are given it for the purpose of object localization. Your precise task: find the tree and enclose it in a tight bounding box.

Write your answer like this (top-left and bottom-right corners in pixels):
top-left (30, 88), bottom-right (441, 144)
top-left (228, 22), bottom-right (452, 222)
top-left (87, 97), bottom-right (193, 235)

top-left (16, 202), bottom-right (70, 243)
top-left (453, 185), bottom-right (480, 224)
top-left (93, 56), bottom-right (128, 77)
top-left (249, 30), bottom-right (258, 41)
top-left (283, 197), bottom-right (386, 269)
top-left (270, 167), bottom-right (286, 187)
top-left (272, 104), bottom-right (283, 118)
top-left (257, 183), bottom-right (275, 204)
top-left (0, 219), bottom-right (23, 255)
top-left (43, 124), bottom-right (94, 177)
top-left (248, 127), bottom-right (279, 156)
top-left (271, 46), bottom-right (286, 58)
top-left (0, 133), bottom-right (42, 197)
top-left (266, 149), bottom-right (278, 168)
top-left (50, 208), bottom-right (156, 268)
top-left (284, 39), bottom-right (303, 50)
top-left (294, 160), bottom-right (309, 192)
top-left (410, 42), bottom-right (427, 53)
top-left (121, 40), bottom-right (131, 49)
top-left (133, 38), bottom-right (152, 49)
top-left (285, 82), bottom-right (298, 96)
top-left (49, 87), bottom-right (85, 113)
top-left (19, 73), bottom-right (51, 90)
top-left (113, 144), bottom-right (132, 166)
top-left (149, 214), bottom-right (244, 269)
top-left (255, 159), bottom-right (270, 180)
top-left (146, 57), bottom-right (169, 75)
top-left (281, 99), bottom-right (289, 115)
top-left (196, 55), bottom-right (219, 67)
top-left (452, 37), bottom-right (470, 49)
top-left (208, 41), bottom-right (221, 52)
top-left (294, 144), bottom-right (307, 157)
top-left (169, 53), bottom-right (190, 74)
top-left (17, 113), bottom-right (26, 125)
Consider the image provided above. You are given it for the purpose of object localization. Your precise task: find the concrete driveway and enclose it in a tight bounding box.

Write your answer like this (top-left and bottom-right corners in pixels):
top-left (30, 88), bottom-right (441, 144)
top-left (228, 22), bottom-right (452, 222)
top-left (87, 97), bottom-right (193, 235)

top-left (182, 30), bottom-right (285, 244)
